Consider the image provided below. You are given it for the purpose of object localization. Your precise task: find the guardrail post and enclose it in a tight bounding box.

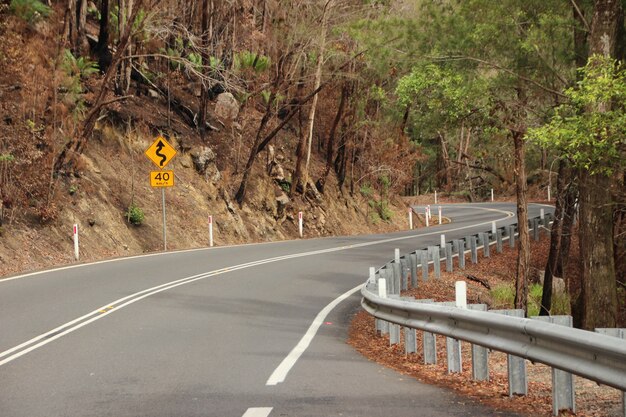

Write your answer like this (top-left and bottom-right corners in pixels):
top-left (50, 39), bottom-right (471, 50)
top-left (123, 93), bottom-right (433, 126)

top-left (468, 235), bottom-right (478, 264)
top-left (456, 239), bottom-right (466, 269)
top-left (391, 262), bottom-right (401, 295)
top-left (399, 295), bottom-right (418, 354)
top-left (482, 232), bottom-right (491, 258)
top-left (404, 326), bottom-right (416, 354)
top-left (429, 246), bottom-right (441, 279)
top-left (416, 299), bottom-right (437, 364)
top-left (400, 256), bottom-right (408, 291)
top-left (419, 250), bottom-right (429, 281)
top-left (492, 309), bottom-right (527, 396)
top-left (532, 218), bottom-right (540, 241)
top-left (496, 228), bottom-right (504, 253)
top-left (533, 315), bottom-right (576, 415)
top-left (409, 253), bottom-right (418, 288)
top-left (508, 225), bottom-right (516, 248)
top-left (595, 328), bottom-right (626, 417)
top-left (468, 304), bottom-right (489, 381)
top-left (438, 301), bottom-right (461, 373)
top-left (445, 243), bottom-right (453, 272)
top-left (389, 322), bottom-right (400, 345)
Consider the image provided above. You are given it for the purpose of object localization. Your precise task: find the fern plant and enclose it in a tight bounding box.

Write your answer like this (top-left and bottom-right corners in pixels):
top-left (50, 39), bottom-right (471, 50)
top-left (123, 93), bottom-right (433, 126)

top-left (59, 49), bottom-right (99, 118)
top-left (9, 0), bottom-right (51, 23)
top-left (234, 51), bottom-right (271, 72)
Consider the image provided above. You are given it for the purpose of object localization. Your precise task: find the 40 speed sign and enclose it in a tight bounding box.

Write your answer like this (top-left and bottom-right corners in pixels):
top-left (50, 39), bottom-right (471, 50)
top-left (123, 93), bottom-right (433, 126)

top-left (150, 170), bottom-right (174, 187)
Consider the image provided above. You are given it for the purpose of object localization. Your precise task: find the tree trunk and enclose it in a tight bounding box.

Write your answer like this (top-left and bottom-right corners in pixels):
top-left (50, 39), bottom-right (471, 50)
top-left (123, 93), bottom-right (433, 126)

top-left (557, 168), bottom-right (578, 277)
top-left (291, 71), bottom-right (308, 196)
top-left (540, 159), bottom-right (568, 315)
top-left (513, 129), bottom-right (530, 314)
top-left (577, 0), bottom-right (622, 330)
top-left (235, 92), bottom-right (274, 206)
top-left (117, 0), bottom-right (134, 95)
top-left (302, 0), bottom-right (331, 194)
top-left (198, 0), bottom-right (213, 135)
top-left (316, 82), bottom-right (348, 193)
top-left (75, 0), bottom-right (89, 56)
top-left (96, 0), bottom-right (112, 71)
top-left (439, 132), bottom-right (453, 192)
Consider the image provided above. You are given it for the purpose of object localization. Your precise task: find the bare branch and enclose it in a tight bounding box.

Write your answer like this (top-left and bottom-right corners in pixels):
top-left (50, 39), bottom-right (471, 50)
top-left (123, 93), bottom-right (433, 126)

top-left (570, 0), bottom-right (591, 32)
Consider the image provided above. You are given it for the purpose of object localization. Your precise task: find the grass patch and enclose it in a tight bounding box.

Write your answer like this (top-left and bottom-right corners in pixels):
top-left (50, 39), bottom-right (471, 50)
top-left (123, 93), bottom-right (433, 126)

top-left (489, 283), bottom-right (570, 316)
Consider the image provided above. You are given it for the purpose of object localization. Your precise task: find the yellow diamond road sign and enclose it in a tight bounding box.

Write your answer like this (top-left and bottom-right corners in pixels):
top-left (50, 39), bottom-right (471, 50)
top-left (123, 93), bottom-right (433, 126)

top-left (145, 136), bottom-right (177, 169)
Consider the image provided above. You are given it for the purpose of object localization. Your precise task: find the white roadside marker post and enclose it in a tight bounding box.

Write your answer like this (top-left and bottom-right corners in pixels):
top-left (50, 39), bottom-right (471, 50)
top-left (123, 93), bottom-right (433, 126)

top-left (438, 206), bottom-right (442, 224)
top-left (491, 188), bottom-right (494, 202)
top-left (298, 211), bottom-right (303, 238)
top-left (456, 280), bottom-right (467, 308)
top-left (73, 224), bottom-right (79, 261)
top-left (208, 215), bottom-right (214, 247)
top-left (440, 234), bottom-right (446, 248)
top-left (425, 207), bottom-right (430, 227)
top-left (408, 208), bottom-right (413, 230)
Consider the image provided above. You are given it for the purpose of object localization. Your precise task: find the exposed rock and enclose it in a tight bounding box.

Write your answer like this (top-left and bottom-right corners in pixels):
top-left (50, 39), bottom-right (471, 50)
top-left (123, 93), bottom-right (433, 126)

top-left (214, 92), bottom-right (239, 122)
top-left (190, 147), bottom-right (220, 182)
top-left (305, 180), bottom-right (322, 202)
top-left (276, 192), bottom-right (290, 206)
top-left (147, 89), bottom-right (160, 99)
top-left (180, 157), bottom-right (191, 169)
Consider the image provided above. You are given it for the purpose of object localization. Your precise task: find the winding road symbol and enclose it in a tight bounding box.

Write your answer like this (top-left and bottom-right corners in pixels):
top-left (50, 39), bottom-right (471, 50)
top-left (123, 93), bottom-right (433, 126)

top-left (145, 136), bottom-right (177, 169)
top-left (155, 140), bottom-right (167, 167)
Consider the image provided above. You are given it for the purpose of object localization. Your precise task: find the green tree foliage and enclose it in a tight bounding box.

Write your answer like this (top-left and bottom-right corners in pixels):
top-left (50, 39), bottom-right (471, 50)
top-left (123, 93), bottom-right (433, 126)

top-left (528, 56), bottom-right (626, 175)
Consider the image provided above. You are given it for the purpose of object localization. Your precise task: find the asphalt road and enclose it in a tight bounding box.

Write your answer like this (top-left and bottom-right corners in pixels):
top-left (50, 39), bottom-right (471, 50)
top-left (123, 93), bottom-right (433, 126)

top-left (0, 203), bottom-right (550, 417)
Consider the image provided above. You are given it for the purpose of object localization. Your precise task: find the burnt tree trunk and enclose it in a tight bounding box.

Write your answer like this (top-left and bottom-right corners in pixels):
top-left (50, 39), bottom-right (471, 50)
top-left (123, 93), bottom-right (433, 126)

top-left (316, 82), bottom-right (348, 193)
top-left (96, 0), bottom-right (112, 71)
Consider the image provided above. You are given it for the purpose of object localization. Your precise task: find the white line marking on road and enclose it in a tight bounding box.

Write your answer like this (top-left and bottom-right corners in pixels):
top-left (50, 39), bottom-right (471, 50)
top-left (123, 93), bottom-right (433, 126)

top-left (266, 284), bottom-right (362, 386)
top-left (241, 407), bottom-right (273, 417)
top-left (242, 408), bottom-right (273, 417)
top-left (0, 208), bottom-right (515, 367)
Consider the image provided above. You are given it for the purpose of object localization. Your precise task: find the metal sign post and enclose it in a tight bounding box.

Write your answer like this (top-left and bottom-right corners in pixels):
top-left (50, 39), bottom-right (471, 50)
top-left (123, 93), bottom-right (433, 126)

top-left (161, 188), bottom-right (167, 250)
top-left (145, 136), bottom-right (177, 252)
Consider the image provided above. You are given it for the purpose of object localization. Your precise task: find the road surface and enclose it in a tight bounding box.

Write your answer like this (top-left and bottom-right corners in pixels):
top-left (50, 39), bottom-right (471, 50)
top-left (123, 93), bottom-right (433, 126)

top-left (0, 203), bottom-right (548, 416)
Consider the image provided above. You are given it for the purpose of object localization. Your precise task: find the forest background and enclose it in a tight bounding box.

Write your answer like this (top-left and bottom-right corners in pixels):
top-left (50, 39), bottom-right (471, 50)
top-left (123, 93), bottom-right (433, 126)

top-left (0, 0), bottom-right (624, 329)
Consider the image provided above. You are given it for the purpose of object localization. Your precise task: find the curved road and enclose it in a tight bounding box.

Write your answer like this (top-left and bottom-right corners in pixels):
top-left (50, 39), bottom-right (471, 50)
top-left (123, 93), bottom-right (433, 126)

top-left (0, 203), bottom-right (549, 417)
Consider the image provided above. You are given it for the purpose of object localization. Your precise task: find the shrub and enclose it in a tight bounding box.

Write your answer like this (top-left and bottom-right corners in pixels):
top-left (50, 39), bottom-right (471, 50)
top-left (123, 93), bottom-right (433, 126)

top-left (126, 203), bottom-right (144, 225)
top-left (10, 0), bottom-right (51, 23)
top-left (359, 183), bottom-right (373, 198)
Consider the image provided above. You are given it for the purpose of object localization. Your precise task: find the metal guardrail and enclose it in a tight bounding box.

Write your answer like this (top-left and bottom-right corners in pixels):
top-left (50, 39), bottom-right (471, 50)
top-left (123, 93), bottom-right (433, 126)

top-left (360, 215), bottom-right (626, 393)
top-left (361, 291), bottom-right (626, 391)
